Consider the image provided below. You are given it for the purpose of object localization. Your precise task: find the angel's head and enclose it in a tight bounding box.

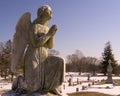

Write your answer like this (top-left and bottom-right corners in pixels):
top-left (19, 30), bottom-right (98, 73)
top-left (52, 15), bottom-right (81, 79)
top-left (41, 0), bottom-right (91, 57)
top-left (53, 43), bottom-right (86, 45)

top-left (37, 5), bottom-right (52, 20)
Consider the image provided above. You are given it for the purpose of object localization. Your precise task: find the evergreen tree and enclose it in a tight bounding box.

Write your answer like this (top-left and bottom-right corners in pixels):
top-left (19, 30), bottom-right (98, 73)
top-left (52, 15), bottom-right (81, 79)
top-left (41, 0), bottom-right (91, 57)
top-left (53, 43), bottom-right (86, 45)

top-left (101, 41), bottom-right (117, 75)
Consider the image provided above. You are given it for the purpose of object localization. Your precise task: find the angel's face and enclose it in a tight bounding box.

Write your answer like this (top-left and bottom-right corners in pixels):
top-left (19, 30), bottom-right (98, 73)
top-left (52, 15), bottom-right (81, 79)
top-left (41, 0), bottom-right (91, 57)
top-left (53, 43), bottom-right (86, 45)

top-left (38, 5), bottom-right (52, 21)
top-left (43, 7), bottom-right (52, 19)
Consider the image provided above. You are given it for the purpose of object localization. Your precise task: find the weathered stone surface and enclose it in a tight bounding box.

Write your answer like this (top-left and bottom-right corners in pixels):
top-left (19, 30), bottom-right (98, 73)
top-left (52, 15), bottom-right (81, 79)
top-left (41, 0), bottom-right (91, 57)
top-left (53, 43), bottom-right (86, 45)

top-left (106, 60), bottom-right (113, 84)
top-left (2, 5), bottom-right (65, 96)
top-left (2, 91), bottom-right (59, 96)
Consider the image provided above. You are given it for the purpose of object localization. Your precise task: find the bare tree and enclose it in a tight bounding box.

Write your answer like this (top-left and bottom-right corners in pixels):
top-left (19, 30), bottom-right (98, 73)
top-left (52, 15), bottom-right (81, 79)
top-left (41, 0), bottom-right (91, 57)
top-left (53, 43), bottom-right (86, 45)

top-left (66, 50), bottom-right (84, 72)
top-left (66, 52), bottom-right (100, 75)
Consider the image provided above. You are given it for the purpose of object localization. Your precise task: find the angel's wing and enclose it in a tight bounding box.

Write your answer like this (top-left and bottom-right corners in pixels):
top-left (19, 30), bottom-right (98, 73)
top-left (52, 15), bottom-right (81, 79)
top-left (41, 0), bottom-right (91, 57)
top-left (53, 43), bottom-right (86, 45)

top-left (11, 12), bottom-right (31, 72)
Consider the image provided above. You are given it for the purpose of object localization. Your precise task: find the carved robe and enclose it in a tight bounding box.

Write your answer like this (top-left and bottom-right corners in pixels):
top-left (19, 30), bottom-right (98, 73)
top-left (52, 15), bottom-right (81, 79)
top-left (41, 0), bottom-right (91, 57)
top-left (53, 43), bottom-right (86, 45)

top-left (23, 24), bottom-right (64, 92)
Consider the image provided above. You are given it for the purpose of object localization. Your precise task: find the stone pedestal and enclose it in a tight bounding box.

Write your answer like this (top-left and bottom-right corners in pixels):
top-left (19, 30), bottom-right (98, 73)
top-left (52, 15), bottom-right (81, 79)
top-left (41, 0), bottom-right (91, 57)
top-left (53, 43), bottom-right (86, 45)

top-left (106, 72), bottom-right (113, 84)
top-left (1, 90), bottom-right (61, 96)
top-left (106, 60), bottom-right (113, 84)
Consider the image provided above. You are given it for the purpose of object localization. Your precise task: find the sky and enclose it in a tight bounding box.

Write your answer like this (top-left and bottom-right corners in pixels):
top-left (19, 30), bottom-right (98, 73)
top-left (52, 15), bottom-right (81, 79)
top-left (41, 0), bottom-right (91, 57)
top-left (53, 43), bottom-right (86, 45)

top-left (0, 0), bottom-right (120, 62)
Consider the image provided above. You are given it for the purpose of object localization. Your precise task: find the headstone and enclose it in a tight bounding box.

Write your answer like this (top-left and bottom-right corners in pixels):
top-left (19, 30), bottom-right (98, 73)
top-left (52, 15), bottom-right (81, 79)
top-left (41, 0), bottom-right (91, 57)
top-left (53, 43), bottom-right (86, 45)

top-left (88, 83), bottom-right (91, 87)
top-left (87, 74), bottom-right (90, 81)
top-left (80, 81), bottom-right (82, 84)
top-left (77, 78), bottom-right (79, 85)
top-left (92, 81), bottom-right (95, 85)
top-left (82, 86), bottom-right (85, 90)
top-left (68, 78), bottom-right (73, 86)
top-left (76, 88), bottom-right (79, 92)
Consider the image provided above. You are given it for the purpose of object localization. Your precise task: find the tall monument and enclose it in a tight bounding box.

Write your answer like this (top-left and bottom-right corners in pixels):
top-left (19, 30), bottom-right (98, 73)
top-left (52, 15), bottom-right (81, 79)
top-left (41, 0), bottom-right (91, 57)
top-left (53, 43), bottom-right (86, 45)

top-left (2, 5), bottom-right (65, 96)
top-left (106, 60), bottom-right (113, 84)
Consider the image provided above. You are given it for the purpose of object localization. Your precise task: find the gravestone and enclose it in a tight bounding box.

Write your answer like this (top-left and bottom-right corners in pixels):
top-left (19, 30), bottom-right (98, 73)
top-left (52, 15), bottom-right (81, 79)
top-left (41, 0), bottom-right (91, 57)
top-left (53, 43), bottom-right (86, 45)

top-left (92, 80), bottom-right (95, 85)
top-left (87, 74), bottom-right (90, 81)
top-left (77, 78), bottom-right (79, 85)
top-left (68, 78), bottom-right (73, 86)
top-left (88, 83), bottom-right (91, 87)
top-left (76, 88), bottom-right (79, 92)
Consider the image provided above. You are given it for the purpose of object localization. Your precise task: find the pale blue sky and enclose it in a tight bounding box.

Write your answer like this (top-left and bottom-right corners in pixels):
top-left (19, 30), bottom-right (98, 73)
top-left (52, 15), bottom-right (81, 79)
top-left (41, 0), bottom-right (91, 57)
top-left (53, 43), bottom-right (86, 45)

top-left (0, 0), bottom-right (120, 62)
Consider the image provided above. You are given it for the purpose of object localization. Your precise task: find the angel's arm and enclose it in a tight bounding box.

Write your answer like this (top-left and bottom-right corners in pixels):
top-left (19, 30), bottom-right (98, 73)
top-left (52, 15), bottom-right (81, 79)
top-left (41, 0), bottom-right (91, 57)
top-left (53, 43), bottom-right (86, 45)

top-left (46, 36), bottom-right (54, 49)
top-left (29, 24), bottom-right (57, 48)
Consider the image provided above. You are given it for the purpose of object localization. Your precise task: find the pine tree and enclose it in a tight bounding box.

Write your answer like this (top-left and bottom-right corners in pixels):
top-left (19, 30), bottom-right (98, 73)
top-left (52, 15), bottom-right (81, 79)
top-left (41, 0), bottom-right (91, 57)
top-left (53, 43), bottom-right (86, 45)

top-left (101, 41), bottom-right (117, 75)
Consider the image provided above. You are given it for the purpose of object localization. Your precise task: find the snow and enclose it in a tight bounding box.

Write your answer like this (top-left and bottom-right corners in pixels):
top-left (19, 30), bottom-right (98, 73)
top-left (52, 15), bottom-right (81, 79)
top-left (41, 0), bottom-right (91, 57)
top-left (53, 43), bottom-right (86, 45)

top-left (62, 73), bottom-right (120, 96)
top-left (0, 73), bottom-right (120, 96)
top-left (0, 82), bottom-right (11, 90)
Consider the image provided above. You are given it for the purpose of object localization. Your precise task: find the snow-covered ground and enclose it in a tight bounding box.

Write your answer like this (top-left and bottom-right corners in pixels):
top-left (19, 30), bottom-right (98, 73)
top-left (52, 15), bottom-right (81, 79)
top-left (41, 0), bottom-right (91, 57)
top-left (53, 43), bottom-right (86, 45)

top-left (62, 72), bottom-right (120, 96)
top-left (62, 82), bottom-right (120, 96)
top-left (0, 82), bottom-right (11, 90)
top-left (0, 73), bottom-right (120, 96)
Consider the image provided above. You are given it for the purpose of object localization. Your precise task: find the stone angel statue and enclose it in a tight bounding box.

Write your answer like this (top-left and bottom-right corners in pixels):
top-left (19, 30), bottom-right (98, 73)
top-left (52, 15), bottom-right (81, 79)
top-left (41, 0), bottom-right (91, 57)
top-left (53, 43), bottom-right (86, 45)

top-left (2, 5), bottom-right (64, 96)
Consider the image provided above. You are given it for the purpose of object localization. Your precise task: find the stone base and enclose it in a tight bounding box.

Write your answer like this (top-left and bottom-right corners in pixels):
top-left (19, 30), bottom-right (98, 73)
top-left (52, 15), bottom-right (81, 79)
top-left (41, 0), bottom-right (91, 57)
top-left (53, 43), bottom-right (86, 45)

top-left (106, 81), bottom-right (113, 84)
top-left (1, 90), bottom-right (61, 96)
top-left (106, 79), bottom-right (113, 84)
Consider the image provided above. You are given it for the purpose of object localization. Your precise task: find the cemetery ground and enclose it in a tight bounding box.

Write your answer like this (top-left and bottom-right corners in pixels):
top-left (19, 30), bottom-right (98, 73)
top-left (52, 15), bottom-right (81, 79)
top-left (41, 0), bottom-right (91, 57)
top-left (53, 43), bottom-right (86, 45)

top-left (1, 73), bottom-right (120, 96)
